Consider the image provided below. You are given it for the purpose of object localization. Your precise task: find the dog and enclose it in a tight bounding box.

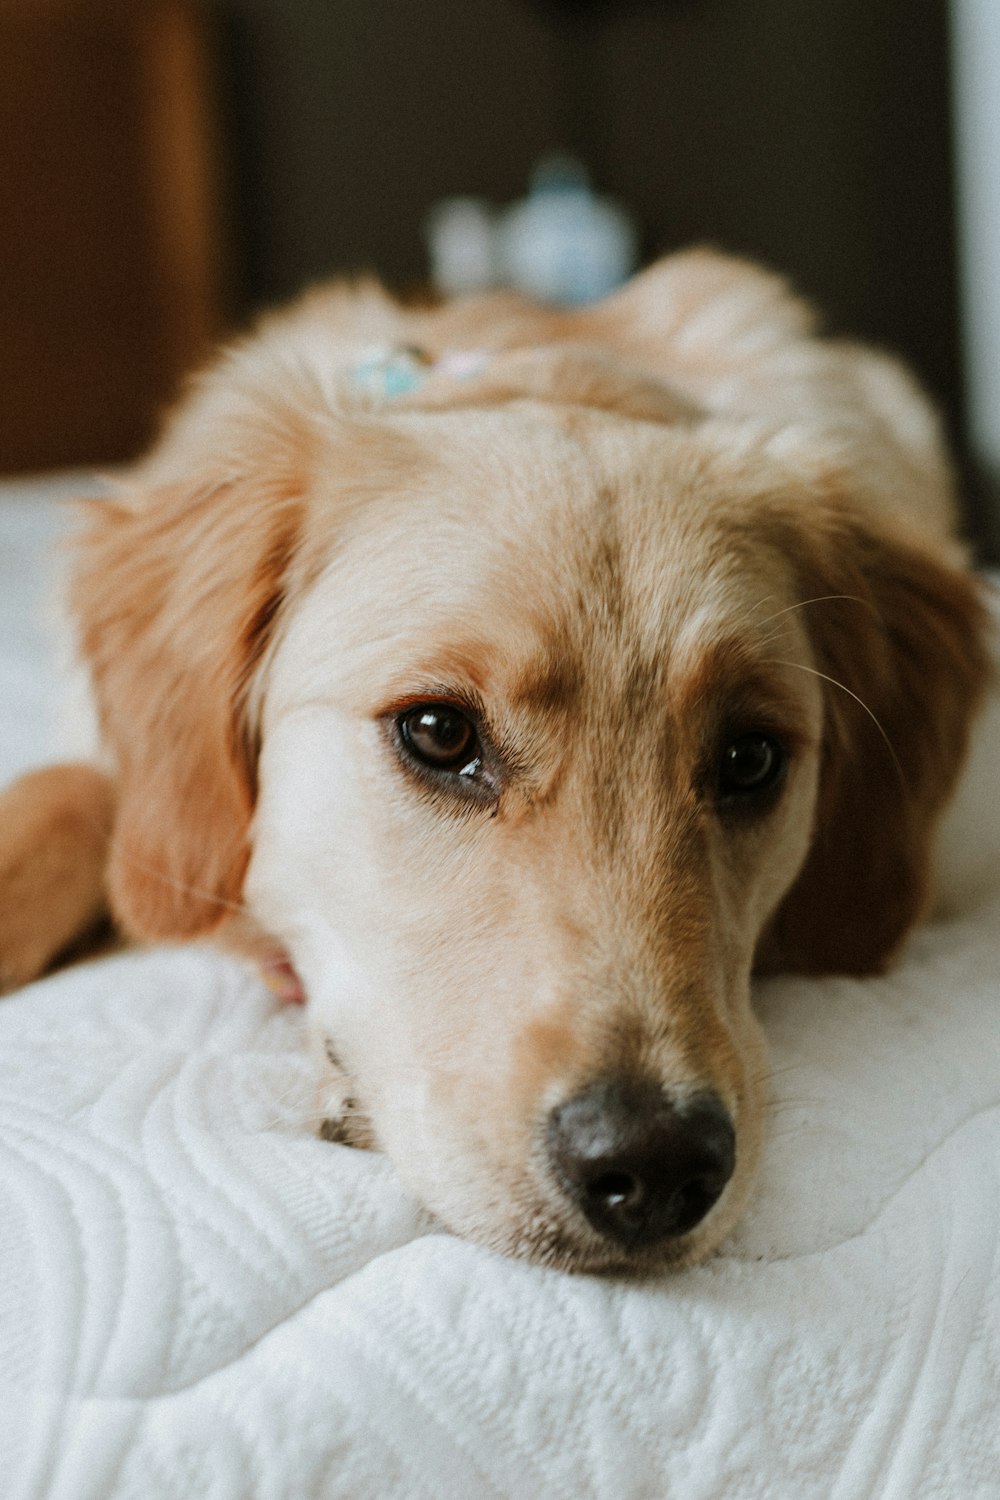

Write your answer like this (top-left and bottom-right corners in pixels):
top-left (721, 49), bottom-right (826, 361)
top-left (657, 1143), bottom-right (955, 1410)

top-left (0, 250), bottom-right (989, 1273)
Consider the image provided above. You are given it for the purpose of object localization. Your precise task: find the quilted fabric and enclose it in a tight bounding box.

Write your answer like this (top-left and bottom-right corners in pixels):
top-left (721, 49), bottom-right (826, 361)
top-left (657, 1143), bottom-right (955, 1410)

top-left (1, 483), bottom-right (998, 1499)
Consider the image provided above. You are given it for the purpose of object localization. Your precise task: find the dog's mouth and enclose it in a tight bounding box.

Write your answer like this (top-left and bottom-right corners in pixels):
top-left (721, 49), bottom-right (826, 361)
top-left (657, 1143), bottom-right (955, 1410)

top-left (498, 1211), bottom-right (722, 1277)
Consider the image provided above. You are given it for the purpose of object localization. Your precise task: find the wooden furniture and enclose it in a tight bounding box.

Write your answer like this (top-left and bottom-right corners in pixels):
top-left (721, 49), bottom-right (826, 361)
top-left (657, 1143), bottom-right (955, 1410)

top-left (0, 0), bottom-right (225, 470)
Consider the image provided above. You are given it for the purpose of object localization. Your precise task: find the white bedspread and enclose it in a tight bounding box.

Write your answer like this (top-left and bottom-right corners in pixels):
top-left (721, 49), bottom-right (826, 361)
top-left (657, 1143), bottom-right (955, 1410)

top-left (2, 481), bottom-right (998, 1500)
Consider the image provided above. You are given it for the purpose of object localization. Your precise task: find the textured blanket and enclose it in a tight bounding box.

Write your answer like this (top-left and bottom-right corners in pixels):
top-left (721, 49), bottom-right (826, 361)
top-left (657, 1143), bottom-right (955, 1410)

top-left (1, 482), bottom-right (998, 1500)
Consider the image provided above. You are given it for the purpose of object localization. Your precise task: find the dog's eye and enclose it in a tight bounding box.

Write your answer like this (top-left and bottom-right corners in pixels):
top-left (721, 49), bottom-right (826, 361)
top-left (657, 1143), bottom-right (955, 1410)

top-left (398, 705), bottom-right (480, 771)
top-left (717, 733), bottom-right (786, 803)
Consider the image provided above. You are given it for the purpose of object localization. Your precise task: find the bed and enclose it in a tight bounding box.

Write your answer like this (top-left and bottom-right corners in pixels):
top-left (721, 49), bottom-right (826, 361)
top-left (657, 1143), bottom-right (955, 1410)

top-left (2, 474), bottom-right (998, 1500)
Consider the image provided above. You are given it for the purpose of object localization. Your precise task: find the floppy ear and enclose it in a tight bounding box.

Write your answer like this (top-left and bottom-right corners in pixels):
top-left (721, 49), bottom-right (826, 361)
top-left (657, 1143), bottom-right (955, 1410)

top-left (71, 474), bottom-right (305, 942)
top-left (759, 509), bottom-right (991, 975)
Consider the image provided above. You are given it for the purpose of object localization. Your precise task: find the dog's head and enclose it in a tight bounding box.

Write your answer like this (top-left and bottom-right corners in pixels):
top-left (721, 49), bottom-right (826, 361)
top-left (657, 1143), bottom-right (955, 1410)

top-left (73, 259), bottom-right (989, 1272)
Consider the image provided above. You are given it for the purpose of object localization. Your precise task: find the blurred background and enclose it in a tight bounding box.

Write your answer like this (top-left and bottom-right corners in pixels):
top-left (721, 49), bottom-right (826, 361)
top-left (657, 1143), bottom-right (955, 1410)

top-left (1, 0), bottom-right (998, 557)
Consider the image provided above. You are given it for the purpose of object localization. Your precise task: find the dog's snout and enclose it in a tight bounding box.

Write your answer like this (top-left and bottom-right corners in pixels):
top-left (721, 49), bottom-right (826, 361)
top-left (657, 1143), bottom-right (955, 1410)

top-left (547, 1078), bottom-right (735, 1247)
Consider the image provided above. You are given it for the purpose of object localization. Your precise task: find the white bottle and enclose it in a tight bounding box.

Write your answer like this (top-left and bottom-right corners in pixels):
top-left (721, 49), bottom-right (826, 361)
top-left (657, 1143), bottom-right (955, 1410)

top-left (497, 155), bottom-right (638, 305)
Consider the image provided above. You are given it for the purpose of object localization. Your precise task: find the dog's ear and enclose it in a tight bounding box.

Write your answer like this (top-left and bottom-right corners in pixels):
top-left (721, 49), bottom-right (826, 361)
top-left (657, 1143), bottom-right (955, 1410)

top-left (759, 508), bottom-right (991, 975)
top-left (71, 473), bottom-right (306, 942)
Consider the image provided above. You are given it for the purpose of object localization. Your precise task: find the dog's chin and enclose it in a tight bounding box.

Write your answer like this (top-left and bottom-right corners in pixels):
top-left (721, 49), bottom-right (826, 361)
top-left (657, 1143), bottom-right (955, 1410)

top-left (440, 1196), bottom-right (739, 1277)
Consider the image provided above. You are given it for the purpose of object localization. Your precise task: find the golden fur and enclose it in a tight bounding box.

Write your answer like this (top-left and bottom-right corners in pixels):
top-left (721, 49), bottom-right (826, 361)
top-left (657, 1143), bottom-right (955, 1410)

top-left (0, 250), bottom-right (989, 1271)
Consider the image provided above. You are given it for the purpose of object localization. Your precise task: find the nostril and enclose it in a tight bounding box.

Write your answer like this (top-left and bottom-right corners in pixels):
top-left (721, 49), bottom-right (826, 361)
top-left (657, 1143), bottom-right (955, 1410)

top-left (547, 1077), bottom-right (735, 1248)
top-left (585, 1166), bottom-right (650, 1237)
top-left (673, 1172), bottom-right (726, 1233)
top-left (590, 1169), bottom-right (640, 1208)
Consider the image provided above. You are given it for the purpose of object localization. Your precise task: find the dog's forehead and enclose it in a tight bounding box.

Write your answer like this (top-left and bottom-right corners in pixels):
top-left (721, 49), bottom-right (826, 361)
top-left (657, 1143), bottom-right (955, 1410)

top-left (332, 407), bottom-right (758, 591)
top-left (408, 409), bottom-right (786, 635)
top-left (281, 408), bottom-right (799, 714)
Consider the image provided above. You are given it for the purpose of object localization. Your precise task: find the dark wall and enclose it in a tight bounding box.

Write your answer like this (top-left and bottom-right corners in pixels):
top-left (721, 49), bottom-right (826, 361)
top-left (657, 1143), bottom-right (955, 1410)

top-left (214, 0), bottom-right (962, 438)
top-left (3, 1), bottom-right (961, 497)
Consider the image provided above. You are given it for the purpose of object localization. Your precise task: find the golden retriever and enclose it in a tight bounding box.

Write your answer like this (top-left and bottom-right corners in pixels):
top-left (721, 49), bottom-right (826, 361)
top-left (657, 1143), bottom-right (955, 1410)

top-left (0, 250), bottom-right (989, 1273)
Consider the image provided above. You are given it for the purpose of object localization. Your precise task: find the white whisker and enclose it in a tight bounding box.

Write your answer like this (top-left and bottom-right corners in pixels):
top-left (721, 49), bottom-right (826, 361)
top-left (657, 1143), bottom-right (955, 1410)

top-left (754, 593), bottom-right (871, 630)
top-left (768, 657), bottom-right (905, 785)
top-left (115, 852), bottom-right (251, 917)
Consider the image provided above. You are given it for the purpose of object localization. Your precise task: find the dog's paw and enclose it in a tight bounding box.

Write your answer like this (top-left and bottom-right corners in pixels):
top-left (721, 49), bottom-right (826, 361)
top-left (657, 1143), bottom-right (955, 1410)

top-left (0, 764), bottom-right (114, 995)
top-left (315, 1039), bottom-right (376, 1149)
top-left (0, 945), bottom-right (44, 997)
top-left (0, 865), bottom-right (82, 996)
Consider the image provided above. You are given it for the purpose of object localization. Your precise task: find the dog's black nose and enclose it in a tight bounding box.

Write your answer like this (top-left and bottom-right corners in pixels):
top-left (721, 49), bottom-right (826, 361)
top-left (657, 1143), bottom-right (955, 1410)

top-left (547, 1077), bottom-right (735, 1247)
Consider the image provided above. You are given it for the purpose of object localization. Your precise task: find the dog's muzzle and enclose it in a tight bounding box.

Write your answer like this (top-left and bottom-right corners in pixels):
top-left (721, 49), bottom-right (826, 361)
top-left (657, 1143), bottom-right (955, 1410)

top-left (547, 1078), bottom-right (735, 1248)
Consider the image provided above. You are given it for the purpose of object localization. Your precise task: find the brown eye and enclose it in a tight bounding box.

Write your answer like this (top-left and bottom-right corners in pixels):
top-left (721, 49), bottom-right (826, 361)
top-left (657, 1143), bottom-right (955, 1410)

top-left (399, 705), bottom-right (479, 770)
top-left (718, 733), bottom-right (786, 802)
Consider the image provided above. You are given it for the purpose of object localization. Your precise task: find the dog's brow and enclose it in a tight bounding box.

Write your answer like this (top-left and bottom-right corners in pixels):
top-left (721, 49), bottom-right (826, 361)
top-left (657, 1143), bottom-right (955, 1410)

top-left (509, 657), bottom-right (581, 713)
top-left (670, 635), bottom-right (808, 729)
